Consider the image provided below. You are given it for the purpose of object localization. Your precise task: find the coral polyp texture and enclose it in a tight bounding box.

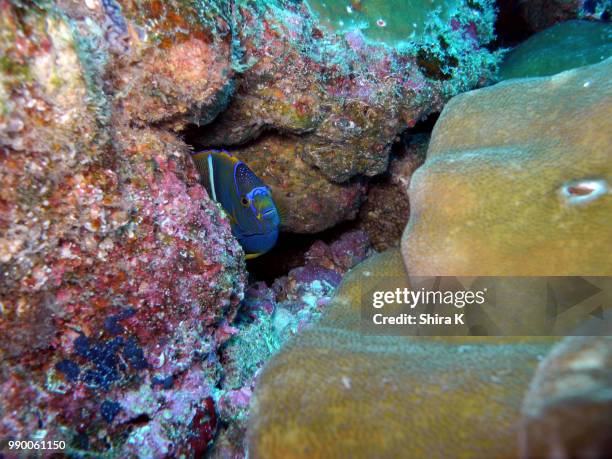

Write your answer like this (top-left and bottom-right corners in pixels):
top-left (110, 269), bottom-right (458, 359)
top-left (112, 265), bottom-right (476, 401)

top-left (402, 57), bottom-right (612, 276)
top-left (247, 250), bottom-right (558, 458)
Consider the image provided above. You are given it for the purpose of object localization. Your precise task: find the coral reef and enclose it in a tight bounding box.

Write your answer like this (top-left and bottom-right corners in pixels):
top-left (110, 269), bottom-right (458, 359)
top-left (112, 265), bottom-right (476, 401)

top-left (3, 0), bottom-right (607, 457)
top-left (499, 20), bottom-right (612, 80)
top-left (191, 0), bottom-right (501, 231)
top-left (248, 249), bottom-right (558, 458)
top-left (247, 58), bottom-right (611, 459)
top-left (195, 0), bottom-right (499, 178)
top-left (402, 57), bottom-right (612, 276)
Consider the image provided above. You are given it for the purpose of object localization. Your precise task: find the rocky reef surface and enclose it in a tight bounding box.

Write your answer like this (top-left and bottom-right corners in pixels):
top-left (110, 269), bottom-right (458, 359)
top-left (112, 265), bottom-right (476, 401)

top-left (0, 1), bottom-right (245, 456)
top-left (1, 0), bottom-right (610, 457)
top-left (190, 0), bottom-right (501, 232)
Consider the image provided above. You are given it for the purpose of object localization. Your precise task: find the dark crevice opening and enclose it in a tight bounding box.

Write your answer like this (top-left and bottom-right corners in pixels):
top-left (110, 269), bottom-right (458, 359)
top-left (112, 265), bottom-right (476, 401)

top-left (246, 219), bottom-right (360, 284)
top-left (409, 112), bottom-right (439, 135)
top-left (489, 0), bottom-right (537, 50)
top-left (123, 413), bottom-right (151, 427)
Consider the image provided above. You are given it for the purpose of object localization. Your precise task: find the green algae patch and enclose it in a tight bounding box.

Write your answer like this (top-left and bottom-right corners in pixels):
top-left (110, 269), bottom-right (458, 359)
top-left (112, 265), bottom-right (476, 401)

top-left (499, 20), bottom-right (612, 80)
top-left (306, 0), bottom-right (462, 45)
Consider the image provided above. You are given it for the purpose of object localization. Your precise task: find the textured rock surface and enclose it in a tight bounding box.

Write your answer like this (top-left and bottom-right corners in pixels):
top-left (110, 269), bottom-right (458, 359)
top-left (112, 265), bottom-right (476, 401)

top-left (0, 1), bottom-right (245, 457)
top-left (193, 0), bottom-right (500, 187)
top-left (211, 230), bottom-right (372, 458)
top-left (107, 1), bottom-right (234, 129)
top-left (499, 20), bottom-right (612, 80)
top-left (189, 0), bottom-right (499, 235)
top-left (248, 249), bottom-right (557, 458)
top-left (402, 58), bottom-right (612, 276)
top-left (521, 334), bottom-right (612, 458)
top-left (356, 133), bottom-right (427, 250)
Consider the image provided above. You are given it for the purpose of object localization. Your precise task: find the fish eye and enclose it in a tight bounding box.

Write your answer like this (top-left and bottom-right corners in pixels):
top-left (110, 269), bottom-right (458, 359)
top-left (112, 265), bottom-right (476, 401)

top-left (240, 197), bottom-right (249, 207)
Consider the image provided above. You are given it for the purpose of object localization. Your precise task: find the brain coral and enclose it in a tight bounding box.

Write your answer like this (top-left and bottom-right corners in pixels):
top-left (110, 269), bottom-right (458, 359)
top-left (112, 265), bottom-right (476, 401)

top-left (247, 249), bottom-right (557, 458)
top-left (402, 57), bottom-right (612, 276)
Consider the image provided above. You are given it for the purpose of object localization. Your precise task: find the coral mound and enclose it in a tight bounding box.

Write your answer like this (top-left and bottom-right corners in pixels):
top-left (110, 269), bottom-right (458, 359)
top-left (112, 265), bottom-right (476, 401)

top-left (402, 58), bottom-right (612, 276)
top-left (247, 249), bottom-right (556, 458)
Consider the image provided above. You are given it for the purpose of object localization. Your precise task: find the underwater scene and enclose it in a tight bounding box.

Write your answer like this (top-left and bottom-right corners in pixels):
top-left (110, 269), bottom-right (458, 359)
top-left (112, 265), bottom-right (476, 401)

top-left (0, 0), bottom-right (611, 457)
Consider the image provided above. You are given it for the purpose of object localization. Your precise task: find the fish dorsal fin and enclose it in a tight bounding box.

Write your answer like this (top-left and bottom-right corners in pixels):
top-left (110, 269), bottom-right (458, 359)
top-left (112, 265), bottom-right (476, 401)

top-left (216, 150), bottom-right (240, 164)
top-left (192, 150), bottom-right (240, 203)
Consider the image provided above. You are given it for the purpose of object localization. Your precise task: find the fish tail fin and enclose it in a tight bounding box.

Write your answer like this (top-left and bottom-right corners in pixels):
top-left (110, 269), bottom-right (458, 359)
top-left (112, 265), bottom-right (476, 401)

top-left (245, 252), bottom-right (263, 260)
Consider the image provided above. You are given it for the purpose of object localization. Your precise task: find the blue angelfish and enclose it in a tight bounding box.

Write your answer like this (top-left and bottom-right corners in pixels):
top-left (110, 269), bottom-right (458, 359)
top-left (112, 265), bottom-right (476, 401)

top-left (191, 150), bottom-right (280, 259)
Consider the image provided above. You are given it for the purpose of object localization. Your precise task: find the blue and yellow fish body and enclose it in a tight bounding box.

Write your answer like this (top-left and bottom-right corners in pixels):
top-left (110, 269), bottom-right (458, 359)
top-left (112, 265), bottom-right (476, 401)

top-left (191, 150), bottom-right (280, 259)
